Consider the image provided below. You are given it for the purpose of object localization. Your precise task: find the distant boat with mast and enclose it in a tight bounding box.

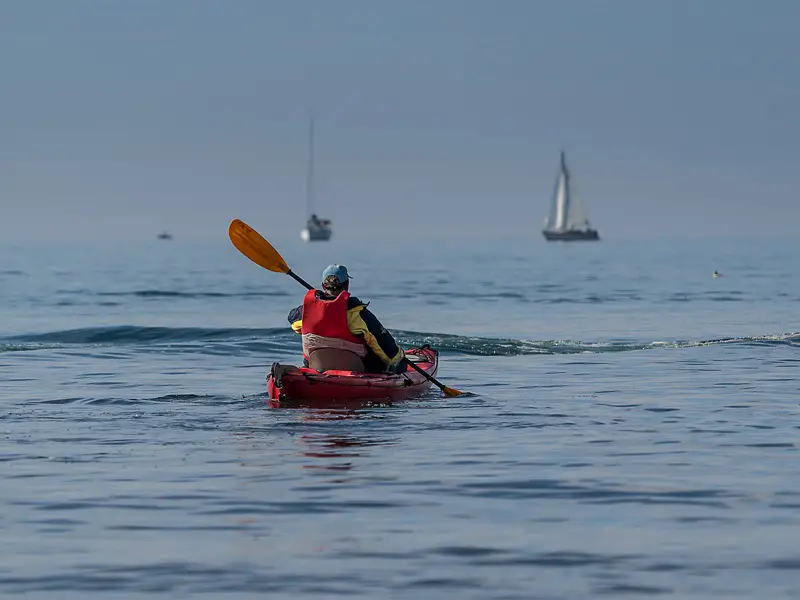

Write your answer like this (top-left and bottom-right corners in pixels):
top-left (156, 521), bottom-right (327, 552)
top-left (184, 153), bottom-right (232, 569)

top-left (300, 118), bottom-right (332, 242)
top-left (542, 151), bottom-right (599, 241)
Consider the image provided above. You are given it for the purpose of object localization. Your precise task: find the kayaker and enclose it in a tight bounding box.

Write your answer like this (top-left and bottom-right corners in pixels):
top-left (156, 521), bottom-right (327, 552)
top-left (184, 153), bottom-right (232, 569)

top-left (287, 264), bottom-right (406, 374)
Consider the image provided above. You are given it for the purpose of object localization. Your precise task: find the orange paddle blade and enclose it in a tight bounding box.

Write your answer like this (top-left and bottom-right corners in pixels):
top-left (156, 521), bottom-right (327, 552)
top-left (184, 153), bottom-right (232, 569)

top-left (228, 219), bottom-right (290, 274)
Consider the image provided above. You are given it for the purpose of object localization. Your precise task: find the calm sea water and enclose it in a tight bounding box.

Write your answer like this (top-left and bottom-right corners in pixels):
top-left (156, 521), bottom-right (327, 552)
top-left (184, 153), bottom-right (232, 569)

top-left (1, 233), bottom-right (799, 599)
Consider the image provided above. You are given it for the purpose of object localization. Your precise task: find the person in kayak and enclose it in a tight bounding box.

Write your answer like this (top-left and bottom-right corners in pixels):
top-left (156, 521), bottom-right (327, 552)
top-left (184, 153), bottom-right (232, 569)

top-left (287, 264), bottom-right (406, 374)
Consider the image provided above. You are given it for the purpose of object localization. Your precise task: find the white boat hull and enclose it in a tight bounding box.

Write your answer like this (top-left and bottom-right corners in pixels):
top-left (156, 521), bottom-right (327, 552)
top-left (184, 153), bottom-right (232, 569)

top-left (301, 226), bottom-right (332, 242)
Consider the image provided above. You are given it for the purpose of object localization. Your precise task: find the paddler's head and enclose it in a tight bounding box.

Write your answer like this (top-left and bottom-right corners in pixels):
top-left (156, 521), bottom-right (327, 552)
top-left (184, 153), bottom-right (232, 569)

top-left (321, 264), bottom-right (351, 296)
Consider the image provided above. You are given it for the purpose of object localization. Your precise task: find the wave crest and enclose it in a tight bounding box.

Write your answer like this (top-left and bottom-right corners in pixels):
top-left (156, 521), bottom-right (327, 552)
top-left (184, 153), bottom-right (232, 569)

top-left (3, 327), bottom-right (798, 356)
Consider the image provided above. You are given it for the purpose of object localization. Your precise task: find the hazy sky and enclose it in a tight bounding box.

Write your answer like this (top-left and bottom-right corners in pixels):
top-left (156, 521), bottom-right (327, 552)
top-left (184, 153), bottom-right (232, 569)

top-left (2, 0), bottom-right (799, 242)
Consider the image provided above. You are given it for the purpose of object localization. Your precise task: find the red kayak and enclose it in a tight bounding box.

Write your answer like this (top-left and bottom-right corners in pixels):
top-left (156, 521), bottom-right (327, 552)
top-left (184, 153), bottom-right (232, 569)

top-left (267, 345), bottom-right (438, 405)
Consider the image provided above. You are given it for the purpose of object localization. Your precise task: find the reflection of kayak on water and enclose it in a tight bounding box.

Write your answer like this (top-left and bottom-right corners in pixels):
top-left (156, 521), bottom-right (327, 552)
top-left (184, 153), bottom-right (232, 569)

top-left (267, 345), bottom-right (438, 405)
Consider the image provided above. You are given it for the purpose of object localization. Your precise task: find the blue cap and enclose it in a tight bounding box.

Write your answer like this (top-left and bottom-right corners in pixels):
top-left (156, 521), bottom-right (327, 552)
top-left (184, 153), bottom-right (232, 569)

top-left (321, 264), bottom-right (351, 285)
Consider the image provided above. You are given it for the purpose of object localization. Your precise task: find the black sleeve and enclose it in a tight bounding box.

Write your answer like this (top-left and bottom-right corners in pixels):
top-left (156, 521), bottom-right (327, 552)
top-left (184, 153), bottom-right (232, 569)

top-left (359, 307), bottom-right (401, 358)
top-left (287, 305), bottom-right (302, 324)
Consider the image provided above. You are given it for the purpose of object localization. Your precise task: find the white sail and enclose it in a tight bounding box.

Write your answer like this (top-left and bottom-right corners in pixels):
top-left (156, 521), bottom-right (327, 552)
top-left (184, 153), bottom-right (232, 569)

top-left (565, 185), bottom-right (590, 229)
top-left (545, 163), bottom-right (564, 230)
top-left (563, 159), bottom-right (591, 230)
top-left (554, 170), bottom-right (568, 230)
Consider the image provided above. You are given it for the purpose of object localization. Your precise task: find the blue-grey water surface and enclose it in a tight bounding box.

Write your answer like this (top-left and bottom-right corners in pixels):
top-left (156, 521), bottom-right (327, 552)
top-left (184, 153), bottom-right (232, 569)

top-left (1, 233), bottom-right (799, 599)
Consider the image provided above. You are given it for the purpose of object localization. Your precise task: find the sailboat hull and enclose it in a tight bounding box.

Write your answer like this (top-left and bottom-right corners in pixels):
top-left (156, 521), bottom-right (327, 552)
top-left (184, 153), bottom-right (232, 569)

top-left (301, 227), bottom-right (332, 242)
top-left (542, 229), bottom-right (600, 241)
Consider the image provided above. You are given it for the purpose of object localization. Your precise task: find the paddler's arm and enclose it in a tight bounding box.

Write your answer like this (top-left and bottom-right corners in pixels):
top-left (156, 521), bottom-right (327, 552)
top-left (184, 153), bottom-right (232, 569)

top-left (345, 301), bottom-right (404, 368)
top-left (287, 305), bottom-right (303, 334)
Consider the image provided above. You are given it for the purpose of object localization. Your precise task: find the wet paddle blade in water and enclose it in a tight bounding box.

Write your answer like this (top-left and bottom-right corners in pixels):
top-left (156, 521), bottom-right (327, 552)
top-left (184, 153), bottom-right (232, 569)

top-left (443, 385), bottom-right (466, 397)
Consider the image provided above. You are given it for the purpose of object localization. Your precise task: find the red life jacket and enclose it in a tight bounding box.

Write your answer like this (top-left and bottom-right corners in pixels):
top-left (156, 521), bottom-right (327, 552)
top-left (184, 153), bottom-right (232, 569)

top-left (300, 289), bottom-right (367, 358)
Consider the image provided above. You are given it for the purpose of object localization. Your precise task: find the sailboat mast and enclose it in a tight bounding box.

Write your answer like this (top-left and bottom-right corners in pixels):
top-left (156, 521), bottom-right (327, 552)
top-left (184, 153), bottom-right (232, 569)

top-left (305, 117), bottom-right (315, 218)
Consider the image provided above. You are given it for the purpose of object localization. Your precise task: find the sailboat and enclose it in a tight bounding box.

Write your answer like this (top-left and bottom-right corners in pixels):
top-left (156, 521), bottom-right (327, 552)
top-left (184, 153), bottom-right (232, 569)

top-left (300, 118), bottom-right (332, 242)
top-left (542, 151), bottom-right (600, 241)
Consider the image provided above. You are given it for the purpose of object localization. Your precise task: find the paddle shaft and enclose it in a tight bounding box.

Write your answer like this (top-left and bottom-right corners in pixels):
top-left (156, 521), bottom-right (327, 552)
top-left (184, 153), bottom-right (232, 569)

top-left (402, 353), bottom-right (452, 393)
top-left (289, 270), bottom-right (314, 291)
